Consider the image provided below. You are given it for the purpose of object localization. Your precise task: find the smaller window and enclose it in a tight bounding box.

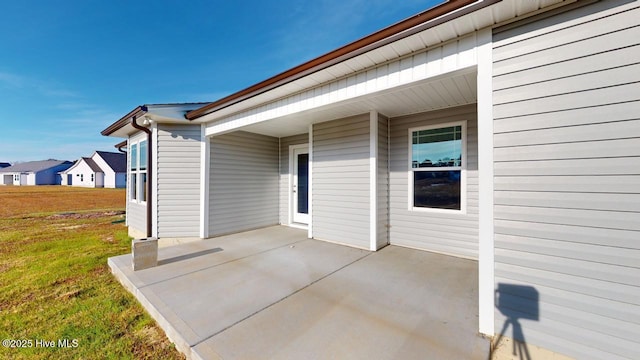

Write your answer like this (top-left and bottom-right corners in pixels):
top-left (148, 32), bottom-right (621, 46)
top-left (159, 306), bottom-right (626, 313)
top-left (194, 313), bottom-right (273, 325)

top-left (80, 174), bottom-right (84, 182)
top-left (91, 174), bottom-right (94, 182)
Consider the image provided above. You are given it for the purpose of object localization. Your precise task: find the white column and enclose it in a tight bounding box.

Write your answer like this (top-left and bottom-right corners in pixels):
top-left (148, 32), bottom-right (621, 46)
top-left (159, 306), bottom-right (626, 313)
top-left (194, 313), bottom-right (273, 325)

top-left (369, 110), bottom-right (378, 251)
top-left (477, 26), bottom-right (495, 337)
top-left (307, 124), bottom-right (313, 239)
top-left (151, 123), bottom-right (159, 238)
top-left (199, 124), bottom-right (210, 239)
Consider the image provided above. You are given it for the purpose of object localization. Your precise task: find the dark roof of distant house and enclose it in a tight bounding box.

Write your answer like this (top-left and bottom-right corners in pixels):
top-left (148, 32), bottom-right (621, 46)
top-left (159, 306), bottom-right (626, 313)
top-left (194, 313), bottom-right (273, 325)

top-left (96, 151), bottom-right (126, 172)
top-left (0, 160), bottom-right (72, 173)
top-left (0, 162), bottom-right (10, 168)
top-left (83, 157), bottom-right (103, 173)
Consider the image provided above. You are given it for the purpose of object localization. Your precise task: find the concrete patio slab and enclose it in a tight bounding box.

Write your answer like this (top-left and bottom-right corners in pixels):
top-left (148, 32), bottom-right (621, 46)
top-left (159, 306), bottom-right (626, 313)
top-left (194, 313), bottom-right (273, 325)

top-left (108, 226), bottom-right (488, 359)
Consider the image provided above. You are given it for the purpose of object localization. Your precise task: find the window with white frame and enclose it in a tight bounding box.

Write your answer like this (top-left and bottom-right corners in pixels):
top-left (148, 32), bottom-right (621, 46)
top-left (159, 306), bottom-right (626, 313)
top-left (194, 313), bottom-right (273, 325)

top-left (91, 173), bottom-right (94, 182)
top-left (409, 121), bottom-right (465, 211)
top-left (130, 139), bottom-right (147, 203)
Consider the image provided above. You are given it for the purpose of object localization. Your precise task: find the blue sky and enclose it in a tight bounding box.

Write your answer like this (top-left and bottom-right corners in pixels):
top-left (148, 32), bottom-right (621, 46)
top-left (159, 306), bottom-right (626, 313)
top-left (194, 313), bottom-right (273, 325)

top-left (0, 0), bottom-right (440, 163)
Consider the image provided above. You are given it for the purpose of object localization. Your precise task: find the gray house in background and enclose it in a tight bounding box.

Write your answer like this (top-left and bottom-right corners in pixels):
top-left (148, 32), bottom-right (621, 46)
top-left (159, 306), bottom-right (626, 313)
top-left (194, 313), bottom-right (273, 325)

top-left (102, 0), bottom-right (640, 359)
top-left (0, 160), bottom-right (72, 186)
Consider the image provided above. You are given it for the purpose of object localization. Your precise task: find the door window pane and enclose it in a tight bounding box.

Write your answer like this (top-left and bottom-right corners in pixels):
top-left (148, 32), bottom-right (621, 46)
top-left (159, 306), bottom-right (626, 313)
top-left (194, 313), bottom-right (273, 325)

top-left (297, 153), bottom-right (308, 214)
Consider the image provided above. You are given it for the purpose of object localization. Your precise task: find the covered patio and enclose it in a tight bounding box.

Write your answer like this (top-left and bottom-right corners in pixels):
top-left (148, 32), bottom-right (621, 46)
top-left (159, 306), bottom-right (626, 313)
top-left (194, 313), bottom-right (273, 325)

top-left (109, 226), bottom-right (488, 359)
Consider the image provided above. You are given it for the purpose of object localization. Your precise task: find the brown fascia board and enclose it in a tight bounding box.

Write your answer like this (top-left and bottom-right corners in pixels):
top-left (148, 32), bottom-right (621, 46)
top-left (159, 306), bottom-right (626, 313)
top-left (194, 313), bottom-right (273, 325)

top-left (100, 106), bottom-right (148, 136)
top-left (186, 0), bottom-right (493, 120)
top-left (114, 139), bottom-right (128, 149)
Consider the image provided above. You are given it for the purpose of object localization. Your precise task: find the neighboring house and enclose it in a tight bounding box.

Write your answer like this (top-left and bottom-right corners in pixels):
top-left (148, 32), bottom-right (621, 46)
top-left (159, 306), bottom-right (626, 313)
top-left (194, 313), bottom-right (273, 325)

top-left (0, 162), bottom-right (10, 169)
top-left (61, 151), bottom-right (126, 188)
top-left (101, 1), bottom-right (640, 359)
top-left (0, 160), bottom-right (72, 186)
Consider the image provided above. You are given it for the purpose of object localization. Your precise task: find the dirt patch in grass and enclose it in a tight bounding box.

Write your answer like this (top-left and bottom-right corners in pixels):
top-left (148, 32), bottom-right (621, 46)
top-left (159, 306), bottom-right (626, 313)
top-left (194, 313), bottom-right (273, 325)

top-left (47, 210), bottom-right (126, 220)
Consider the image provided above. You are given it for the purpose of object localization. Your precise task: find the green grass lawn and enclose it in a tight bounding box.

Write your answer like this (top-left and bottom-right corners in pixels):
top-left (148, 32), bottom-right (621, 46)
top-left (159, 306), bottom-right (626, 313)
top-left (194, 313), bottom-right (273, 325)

top-left (0, 187), bottom-right (184, 359)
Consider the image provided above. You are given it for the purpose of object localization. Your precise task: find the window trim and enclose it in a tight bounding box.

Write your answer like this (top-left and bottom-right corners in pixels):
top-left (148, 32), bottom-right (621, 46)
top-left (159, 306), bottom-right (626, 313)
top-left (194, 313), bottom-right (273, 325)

top-left (129, 139), bottom-right (148, 204)
top-left (407, 120), bottom-right (467, 214)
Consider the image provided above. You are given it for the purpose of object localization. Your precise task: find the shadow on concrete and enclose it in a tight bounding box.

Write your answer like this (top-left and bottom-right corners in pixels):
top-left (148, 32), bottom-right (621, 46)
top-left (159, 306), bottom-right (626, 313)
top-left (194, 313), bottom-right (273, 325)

top-left (495, 283), bottom-right (539, 360)
top-left (159, 247), bottom-right (223, 266)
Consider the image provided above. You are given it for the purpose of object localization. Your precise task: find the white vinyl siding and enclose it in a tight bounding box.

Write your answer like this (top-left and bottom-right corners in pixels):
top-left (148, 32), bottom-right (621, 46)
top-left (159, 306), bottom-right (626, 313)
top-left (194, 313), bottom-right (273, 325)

top-left (389, 104), bottom-right (478, 258)
top-left (204, 35), bottom-right (480, 136)
top-left (492, 1), bottom-right (640, 359)
top-left (312, 114), bottom-right (370, 249)
top-left (279, 133), bottom-right (309, 225)
top-left (376, 114), bottom-right (389, 249)
top-left (156, 124), bottom-right (201, 238)
top-left (209, 131), bottom-right (279, 237)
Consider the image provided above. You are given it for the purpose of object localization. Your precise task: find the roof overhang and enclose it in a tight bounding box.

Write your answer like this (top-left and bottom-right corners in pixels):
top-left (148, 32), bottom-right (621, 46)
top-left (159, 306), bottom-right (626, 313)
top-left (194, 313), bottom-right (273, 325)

top-left (186, 0), bottom-right (500, 121)
top-left (101, 103), bottom-right (209, 138)
top-left (194, 0), bottom-right (575, 138)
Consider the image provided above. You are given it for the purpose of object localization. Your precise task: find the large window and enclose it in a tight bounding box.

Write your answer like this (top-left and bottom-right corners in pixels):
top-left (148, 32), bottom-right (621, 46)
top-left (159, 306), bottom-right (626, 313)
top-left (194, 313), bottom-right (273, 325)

top-left (130, 139), bottom-right (147, 203)
top-left (409, 122), bottom-right (465, 212)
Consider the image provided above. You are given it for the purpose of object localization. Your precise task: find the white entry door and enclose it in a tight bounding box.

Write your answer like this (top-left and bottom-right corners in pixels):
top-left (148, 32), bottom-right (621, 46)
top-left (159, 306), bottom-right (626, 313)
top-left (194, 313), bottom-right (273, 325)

top-left (292, 145), bottom-right (309, 224)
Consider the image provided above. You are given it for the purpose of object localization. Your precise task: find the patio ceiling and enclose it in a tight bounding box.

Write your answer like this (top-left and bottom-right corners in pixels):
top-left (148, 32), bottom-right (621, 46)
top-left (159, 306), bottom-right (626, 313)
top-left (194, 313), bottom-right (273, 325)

top-left (238, 67), bottom-right (477, 138)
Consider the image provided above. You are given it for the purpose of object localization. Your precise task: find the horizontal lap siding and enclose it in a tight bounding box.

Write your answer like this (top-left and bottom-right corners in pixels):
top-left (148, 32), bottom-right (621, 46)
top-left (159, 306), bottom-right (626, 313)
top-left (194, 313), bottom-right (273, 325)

top-left (492, 1), bottom-right (640, 359)
top-left (157, 124), bottom-right (201, 238)
top-left (389, 104), bottom-right (478, 258)
top-left (377, 114), bottom-right (389, 249)
top-left (209, 131), bottom-right (279, 237)
top-left (313, 115), bottom-right (370, 249)
top-left (279, 133), bottom-right (308, 224)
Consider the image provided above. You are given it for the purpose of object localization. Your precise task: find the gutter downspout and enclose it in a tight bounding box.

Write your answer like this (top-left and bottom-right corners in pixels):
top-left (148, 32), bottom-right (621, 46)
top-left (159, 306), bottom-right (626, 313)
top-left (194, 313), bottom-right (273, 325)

top-left (115, 140), bottom-right (128, 154)
top-left (131, 109), bottom-right (152, 238)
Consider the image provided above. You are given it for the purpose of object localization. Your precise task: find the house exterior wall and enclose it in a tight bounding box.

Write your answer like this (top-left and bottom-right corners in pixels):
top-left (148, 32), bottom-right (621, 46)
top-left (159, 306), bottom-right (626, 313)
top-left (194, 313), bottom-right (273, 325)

top-left (209, 131), bottom-right (279, 237)
top-left (156, 124), bottom-right (201, 238)
top-left (492, 1), bottom-right (640, 359)
top-left (372, 113), bottom-right (389, 250)
top-left (279, 133), bottom-right (309, 225)
top-left (65, 161), bottom-right (98, 187)
top-left (312, 114), bottom-right (370, 249)
top-left (26, 173), bottom-right (36, 185)
top-left (92, 153), bottom-right (117, 188)
top-left (376, 114), bottom-right (390, 249)
top-left (33, 163), bottom-right (71, 185)
top-left (388, 104), bottom-right (478, 258)
top-left (115, 173), bottom-right (126, 188)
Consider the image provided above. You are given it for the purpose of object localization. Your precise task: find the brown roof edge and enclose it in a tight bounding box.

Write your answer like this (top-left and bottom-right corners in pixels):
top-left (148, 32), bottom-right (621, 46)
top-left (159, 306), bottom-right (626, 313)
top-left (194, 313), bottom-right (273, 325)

top-left (114, 139), bottom-right (128, 150)
top-left (186, 0), bottom-right (485, 120)
top-left (100, 105), bottom-right (148, 136)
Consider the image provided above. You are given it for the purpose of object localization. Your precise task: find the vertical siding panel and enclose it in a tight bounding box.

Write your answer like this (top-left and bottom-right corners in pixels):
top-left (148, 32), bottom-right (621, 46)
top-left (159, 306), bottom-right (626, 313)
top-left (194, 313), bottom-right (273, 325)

top-left (209, 131), bottom-right (279, 237)
top-left (313, 114), bottom-right (370, 249)
top-left (389, 104), bottom-right (478, 258)
top-left (492, 1), bottom-right (640, 359)
top-left (156, 124), bottom-right (201, 238)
